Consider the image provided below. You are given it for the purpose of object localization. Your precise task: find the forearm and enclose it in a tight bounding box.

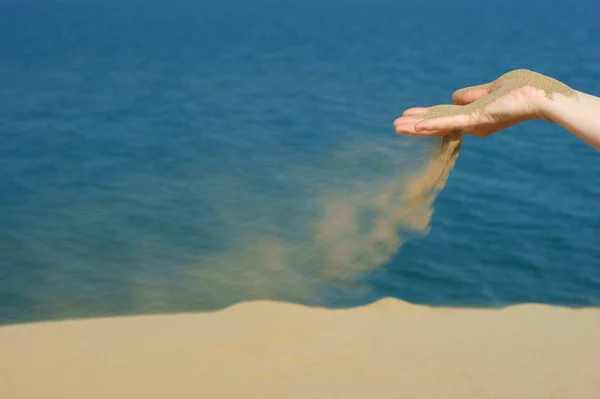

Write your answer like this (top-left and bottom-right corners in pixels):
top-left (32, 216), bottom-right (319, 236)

top-left (538, 91), bottom-right (600, 151)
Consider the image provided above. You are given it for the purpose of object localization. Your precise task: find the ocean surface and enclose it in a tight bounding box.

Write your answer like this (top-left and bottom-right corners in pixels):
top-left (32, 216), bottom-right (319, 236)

top-left (1, 0), bottom-right (599, 325)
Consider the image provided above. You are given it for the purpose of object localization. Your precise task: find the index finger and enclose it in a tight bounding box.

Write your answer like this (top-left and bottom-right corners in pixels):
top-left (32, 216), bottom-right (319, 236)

top-left (402, 107), bottom-right (428, 116)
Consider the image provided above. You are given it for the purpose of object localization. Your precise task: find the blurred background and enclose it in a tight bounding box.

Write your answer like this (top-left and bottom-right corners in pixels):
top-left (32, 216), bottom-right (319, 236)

top-left (1, 0), bottom-right (599, 325)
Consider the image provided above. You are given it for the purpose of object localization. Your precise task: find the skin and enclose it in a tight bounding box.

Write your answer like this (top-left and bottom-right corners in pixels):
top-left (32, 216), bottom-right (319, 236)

top-left (393, 71), bottom-right (600, 151)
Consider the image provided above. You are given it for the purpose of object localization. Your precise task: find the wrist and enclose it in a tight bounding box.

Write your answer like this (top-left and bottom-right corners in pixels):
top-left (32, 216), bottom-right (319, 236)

top-left (531, 90), bottom-right (558, 122)
top-left (532, 90), bottom-right (580, 123)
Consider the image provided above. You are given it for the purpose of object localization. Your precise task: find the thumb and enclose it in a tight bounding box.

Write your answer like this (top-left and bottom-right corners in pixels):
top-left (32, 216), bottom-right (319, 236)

top-left (451, 83), bottom-right (492, 105)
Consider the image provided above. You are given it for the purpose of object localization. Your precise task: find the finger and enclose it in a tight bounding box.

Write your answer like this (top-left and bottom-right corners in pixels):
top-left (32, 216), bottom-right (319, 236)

top-left (452, 83), bottom-right (491, 105)
top-left (394, 119), bottom-right (423, 135)
top-left (406, 129), bottom-right (456, 136)
top-left (396, 124), bottom-right (456, 136)
top-left (414, 114), bottom-right (471, 132)
top-left (395, 120), bottom-right (453, 137)
top-left (488, 77), bottom-right (509, 92)
top-left (402, 107), bottom-right (428, 116)
top-left (393, 115), bottom-right (423, 127)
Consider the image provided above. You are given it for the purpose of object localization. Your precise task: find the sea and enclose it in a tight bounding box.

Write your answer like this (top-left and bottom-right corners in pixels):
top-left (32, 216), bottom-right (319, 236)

top-left (1, 0), bottom-right (599, 325)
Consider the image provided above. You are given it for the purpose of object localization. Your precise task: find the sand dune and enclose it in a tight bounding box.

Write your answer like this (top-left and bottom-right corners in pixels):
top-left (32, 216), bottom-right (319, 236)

top-left (1, 299), bottom-right (599, 398)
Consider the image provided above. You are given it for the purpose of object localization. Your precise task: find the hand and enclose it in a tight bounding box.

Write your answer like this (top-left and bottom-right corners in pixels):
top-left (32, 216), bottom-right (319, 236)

top-left (393, 70), bottom-right (548, 137)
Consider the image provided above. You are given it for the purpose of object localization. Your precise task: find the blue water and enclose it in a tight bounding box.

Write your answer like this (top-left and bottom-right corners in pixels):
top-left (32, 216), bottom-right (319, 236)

top-left (1, 0), bottom-right (599, 325)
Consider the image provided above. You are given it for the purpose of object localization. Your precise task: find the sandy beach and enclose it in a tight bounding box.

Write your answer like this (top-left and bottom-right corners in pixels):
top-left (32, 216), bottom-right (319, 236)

top-left (1, 299), bottom-right (599, 398)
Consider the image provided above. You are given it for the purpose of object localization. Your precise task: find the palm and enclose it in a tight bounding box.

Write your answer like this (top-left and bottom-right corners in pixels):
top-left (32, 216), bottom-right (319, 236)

top-left (456, 86), bottom-right (539, 136)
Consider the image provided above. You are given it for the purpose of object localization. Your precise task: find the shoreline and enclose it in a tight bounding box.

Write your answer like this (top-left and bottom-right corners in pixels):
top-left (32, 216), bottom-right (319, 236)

top-left (2, 298), bottom-right (599, 398)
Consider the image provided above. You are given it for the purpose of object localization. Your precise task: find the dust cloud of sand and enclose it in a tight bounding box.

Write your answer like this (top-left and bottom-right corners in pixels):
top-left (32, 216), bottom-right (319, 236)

top-left (163, 134), bottom-right (462, 307)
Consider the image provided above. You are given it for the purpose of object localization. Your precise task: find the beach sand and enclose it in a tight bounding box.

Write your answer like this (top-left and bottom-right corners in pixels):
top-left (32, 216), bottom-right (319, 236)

top-left (1, 299), bottom-right (599, 398)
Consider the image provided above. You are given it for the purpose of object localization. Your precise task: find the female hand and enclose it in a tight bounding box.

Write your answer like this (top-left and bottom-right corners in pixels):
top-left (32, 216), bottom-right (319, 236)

top-left (393, 69), bottom-right (553, 137)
